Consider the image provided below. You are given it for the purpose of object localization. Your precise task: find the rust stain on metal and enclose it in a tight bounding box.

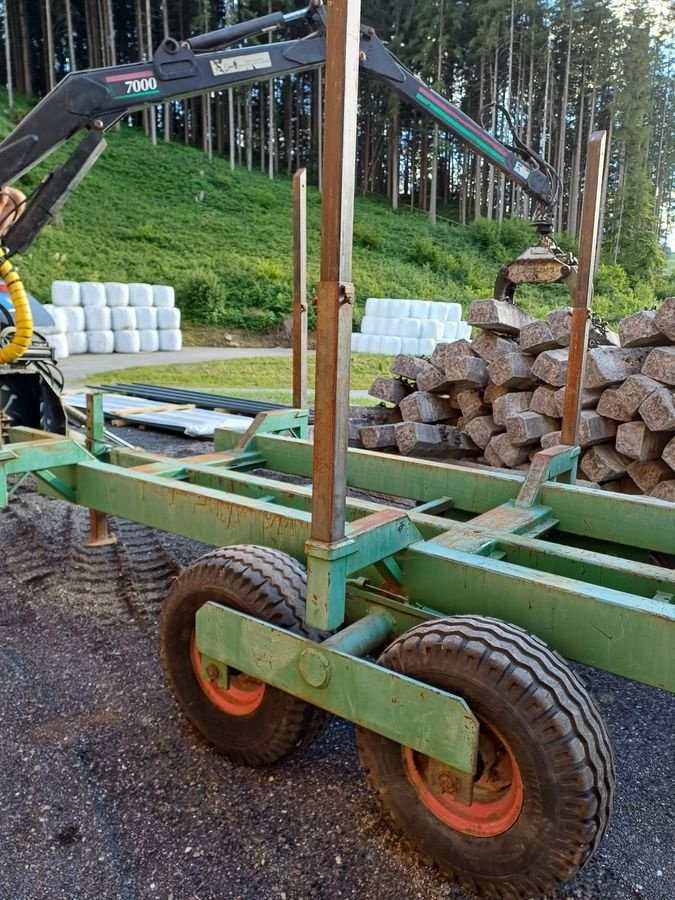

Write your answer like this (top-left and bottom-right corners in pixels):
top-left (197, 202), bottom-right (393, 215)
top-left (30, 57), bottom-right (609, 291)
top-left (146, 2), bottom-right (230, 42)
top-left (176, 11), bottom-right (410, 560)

top-left (348, 508), bottom-right (407, 537)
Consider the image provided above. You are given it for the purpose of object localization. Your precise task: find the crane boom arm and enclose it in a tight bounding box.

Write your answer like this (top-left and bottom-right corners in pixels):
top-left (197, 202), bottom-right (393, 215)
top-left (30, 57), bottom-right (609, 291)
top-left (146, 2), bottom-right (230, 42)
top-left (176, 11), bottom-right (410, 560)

top-left (0, 3), bottom-right (556, 255)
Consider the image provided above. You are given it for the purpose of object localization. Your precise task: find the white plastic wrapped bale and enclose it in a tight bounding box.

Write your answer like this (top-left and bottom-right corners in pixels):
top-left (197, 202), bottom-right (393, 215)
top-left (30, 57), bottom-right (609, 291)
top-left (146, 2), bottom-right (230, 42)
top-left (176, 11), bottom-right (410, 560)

top-left (380, 336), bottom-right (402, 356)
top-left (401, 338), bottom-right (419, 355)
top-left (420, 319), bottom-right (444, 340)
top-left (129, 283), bottom-right (154, 307)
top-left (418, 338), bottom-right (436, 356)
top-left (104, 282), bottom-right (129, 307)
top-left (114, 331), bottom-right (141, 353)
top-left (87, 330), bottom-right (115, 354)
top-left (385, 299), bottom-right (411, 319)
top-left (84, 306), bottom-right (112, 331)
top-left (139, 329), bottom-right (160, 352)
top-left (445, 303), bottom-right (462, 323)
top-left (46, 334), bottom-right (69, 359)
top-left (80, 282), bottom-right (106, 307)
top-left (429, 301), bottom-right (450, 322)
top-left (398, 318), bottom-right (422, 338)
top-left (67, 332), bottom-right (88, 354)
top-left (364, 298), bottom-right (384, 317)
top-left (40, 305), bottom-right (67, 335)
top-left (157, 307), bottom-right (181, 330)
top-left (63, 307), bottom-right (86, 332)
top-left (111, 307), bottom-right (137, 331)
top-left (135, 307), bottom-right (158, 330)
top-left (382, 318), bottom-right (401, 337)
top-left (443, 321), bottom-right (459, 340)
top-left (456, 322), bottom-right (472, 341)
top-left (159, 330), bottom-right (182, 351)
top-left (360, 315), bottom-right (378, 335)
top-left (409, 300), bottom-right (431, 319)
top-left (152, 285), bottom-right (175, 308)
top-left (51, 281), bottom-right (80, 307)
top-left (351, 333), bottom-right (365, 353)
top-left (361, 335), bottom-right (379, 353)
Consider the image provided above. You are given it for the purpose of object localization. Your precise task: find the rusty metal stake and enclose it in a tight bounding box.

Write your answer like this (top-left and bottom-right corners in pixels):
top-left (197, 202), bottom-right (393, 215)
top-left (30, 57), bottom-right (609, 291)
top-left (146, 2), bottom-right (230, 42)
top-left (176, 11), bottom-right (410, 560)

top-left (292, 167), bottom-right (308, 409)
top-left (310, 0), bottom-right (361, 544)
top-left (561, 131), bottom-right (606, 449)
top-left (84, 392), bottom-right (116, 547)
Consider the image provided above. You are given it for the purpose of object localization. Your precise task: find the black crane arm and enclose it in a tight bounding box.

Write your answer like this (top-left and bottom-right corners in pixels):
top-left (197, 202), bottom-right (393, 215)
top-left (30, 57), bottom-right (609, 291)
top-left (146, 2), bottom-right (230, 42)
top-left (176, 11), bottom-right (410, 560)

top-left (0, 2), bottom-right (558, 256)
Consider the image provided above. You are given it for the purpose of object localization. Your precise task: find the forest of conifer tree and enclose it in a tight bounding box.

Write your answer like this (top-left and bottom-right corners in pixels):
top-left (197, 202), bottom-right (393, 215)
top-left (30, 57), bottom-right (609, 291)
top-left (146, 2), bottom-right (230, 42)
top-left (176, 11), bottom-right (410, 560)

top-left (1, 1), bottom-right (674, 283)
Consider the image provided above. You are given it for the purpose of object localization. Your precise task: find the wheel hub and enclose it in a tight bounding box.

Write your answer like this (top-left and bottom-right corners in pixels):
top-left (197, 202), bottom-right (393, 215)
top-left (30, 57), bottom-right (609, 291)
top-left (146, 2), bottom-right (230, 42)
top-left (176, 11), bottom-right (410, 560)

top-left (190, 633), bottom-right (266, 716)
top-left (403, 722), bottom-right (523, 837)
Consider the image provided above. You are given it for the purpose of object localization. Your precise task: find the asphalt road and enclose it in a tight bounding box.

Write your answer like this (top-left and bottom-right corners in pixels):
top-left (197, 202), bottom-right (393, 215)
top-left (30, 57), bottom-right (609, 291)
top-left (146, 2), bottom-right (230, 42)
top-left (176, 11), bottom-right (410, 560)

top-left (60, 347), bottom-right (291, 389)
top-left (0, 427), bottom-right (673, 900)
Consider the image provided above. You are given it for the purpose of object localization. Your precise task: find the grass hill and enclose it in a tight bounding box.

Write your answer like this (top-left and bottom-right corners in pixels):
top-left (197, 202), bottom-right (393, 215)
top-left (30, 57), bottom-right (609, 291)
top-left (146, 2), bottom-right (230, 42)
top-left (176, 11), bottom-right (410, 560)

top-left (1, 88), bottom-right (669, 333)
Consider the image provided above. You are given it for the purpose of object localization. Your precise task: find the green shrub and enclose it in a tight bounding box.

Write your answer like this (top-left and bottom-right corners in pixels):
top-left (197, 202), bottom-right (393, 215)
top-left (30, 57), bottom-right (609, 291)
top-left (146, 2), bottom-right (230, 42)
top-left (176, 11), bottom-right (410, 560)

top-left (467, 217), bottom-right (504, 253)
top-left (354, 221), bottom-right (384, 250)
top-left (178, 273), bottom-right (224, 324)
top-left (410, 237), bottom-right (447, 271)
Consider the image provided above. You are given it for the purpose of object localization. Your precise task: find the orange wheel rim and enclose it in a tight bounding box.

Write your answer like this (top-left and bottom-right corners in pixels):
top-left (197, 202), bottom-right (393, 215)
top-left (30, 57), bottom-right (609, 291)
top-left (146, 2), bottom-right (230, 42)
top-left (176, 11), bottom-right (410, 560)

top-left (403, 723), bottom-right (524, 837)
top-left (190, 633), bottom-right (265, 716)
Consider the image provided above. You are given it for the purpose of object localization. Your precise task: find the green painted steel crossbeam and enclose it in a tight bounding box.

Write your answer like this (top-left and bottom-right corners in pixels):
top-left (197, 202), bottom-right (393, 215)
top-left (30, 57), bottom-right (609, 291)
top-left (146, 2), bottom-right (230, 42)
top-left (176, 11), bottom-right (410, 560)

top-left (401, 541), bottom-right (675, 692)
top-left (222, 432), bottom-right (675, 556)
top-left (107, 451), bottom-right (673, 606)
top-left (195, 600), bottom-right (479, 775)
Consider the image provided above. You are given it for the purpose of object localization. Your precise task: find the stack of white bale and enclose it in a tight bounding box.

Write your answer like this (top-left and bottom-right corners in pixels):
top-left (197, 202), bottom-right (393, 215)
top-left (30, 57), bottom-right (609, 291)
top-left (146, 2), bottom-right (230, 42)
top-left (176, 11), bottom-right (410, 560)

top-left (45, 281), bottom-right (182, 355)
top-left (351, 298), bottom-right (471, 356)
top-left (41, 288), bottom-right (70, 359)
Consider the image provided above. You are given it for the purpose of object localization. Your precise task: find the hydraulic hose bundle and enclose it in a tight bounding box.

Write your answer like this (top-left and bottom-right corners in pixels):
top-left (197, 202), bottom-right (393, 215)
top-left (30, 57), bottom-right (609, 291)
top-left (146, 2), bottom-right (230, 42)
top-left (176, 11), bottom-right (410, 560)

top-left (0, 251), bottom-right (33, 363)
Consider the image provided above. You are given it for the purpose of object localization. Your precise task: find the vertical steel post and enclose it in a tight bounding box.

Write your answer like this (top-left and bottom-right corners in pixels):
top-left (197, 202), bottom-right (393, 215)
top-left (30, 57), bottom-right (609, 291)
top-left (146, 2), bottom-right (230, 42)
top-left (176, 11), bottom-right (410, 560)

top-left (84, 392), bottom-right (116, 547)
top-left (293, 167), bottom-right (308, 409)
top-left (561, 131), bottom-right (606, 448)
top-left (305, 0), bottom-right (361, 630)
top-left (310, 0), bottom-right (360, 543)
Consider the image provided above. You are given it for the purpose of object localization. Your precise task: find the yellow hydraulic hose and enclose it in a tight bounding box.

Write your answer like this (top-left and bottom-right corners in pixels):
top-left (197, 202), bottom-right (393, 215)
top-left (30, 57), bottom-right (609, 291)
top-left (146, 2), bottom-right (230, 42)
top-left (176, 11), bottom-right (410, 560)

top-left (0, 250), bottom-right (33, 363)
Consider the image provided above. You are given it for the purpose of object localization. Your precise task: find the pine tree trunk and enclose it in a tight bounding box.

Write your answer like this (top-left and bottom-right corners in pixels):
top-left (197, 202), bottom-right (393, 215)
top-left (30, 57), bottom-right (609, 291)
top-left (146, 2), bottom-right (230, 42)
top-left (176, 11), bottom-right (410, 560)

top-left (64, 0), bottom-right (76, 72)
top-left (429, 1), bottom-right (444, 224)
top-left (260, 85), bottom-right (266, 173)
top-left (105, 0), bottom-right (116, 66)
top-left (486, 48), bottom-right (499, 220)
top-left (4, 2), bottom-right (13, 107)
top-left (429, 124), bottom-right (439, 224)
top-left (316, 71), bottom-right (323, 191)
top-left (237, 92), bottom-right (243, 166)
top-left (146, 0), bottom-right (157, 145)
top-left (162, 1), bottom-right (171, 141)
top-left (285, 78), bottom-right (293, 175)
top-left (17, 0), bottom-right (33, 95)
top-left (475, 57), bottom-right (485, 219)
top-left (228, 89), bottom-right (235, 170)
top-left (556, 15), bottom-right (573, 232)
top-left (541, 30), bottom-right (552, 159)
top-left (42, 0), bottom-right (56, 91)
top-left (391, 112), bottom-right (399, 211)
top-left (596, 110), bottom-right (613, 270)
top-left (567, 66), bottom-right (586, 237)
top-left (420, 129), bottom-right (428, 211)
top-left (246, 88), bottom-right (253, 172)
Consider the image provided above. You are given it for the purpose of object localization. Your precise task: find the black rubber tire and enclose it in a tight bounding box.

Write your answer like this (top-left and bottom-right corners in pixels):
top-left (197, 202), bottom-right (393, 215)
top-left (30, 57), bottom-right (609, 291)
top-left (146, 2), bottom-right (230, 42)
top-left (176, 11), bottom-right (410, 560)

top-left (160, 544), bottom-right (331, 766)
top-left (356, 616), bottom-right (615, 900)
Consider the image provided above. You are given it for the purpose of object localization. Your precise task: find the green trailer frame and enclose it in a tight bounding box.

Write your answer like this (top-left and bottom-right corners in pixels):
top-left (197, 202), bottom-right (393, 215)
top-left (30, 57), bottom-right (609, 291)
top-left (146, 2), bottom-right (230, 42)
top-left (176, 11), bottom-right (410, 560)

top-left (0, 3), bottom-right (672, 892)
top-left (3, 406), bottom-right (673, 783)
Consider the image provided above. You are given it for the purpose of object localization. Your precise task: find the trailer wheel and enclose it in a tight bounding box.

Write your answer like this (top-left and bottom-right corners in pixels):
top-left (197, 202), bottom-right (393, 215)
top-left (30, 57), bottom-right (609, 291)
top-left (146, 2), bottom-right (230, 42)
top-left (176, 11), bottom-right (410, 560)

top-left (160, 545), bottom-right (330, 766)
top-left (356, 616), bottom-right (614, 899)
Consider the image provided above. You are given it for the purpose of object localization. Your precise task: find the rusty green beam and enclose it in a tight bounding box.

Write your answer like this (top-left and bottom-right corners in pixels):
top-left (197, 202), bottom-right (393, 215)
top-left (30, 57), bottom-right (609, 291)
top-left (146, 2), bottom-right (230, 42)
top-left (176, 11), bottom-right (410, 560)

top-left (196, 600), bottom-right (479, 775)
top-left (223, 433), bottom-right (674, 556)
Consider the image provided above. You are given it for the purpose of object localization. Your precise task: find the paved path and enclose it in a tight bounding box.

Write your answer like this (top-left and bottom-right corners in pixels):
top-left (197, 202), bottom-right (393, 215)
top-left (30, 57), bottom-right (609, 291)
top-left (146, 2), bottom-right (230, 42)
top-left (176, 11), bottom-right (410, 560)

top-left (59, 347), bottom-right (292, 389)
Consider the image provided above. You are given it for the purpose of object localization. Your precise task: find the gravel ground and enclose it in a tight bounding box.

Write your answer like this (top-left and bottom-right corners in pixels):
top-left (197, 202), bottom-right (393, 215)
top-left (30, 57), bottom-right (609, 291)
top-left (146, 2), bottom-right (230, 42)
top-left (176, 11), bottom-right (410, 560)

top-left (0, 427), bottom-right (673, 900)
